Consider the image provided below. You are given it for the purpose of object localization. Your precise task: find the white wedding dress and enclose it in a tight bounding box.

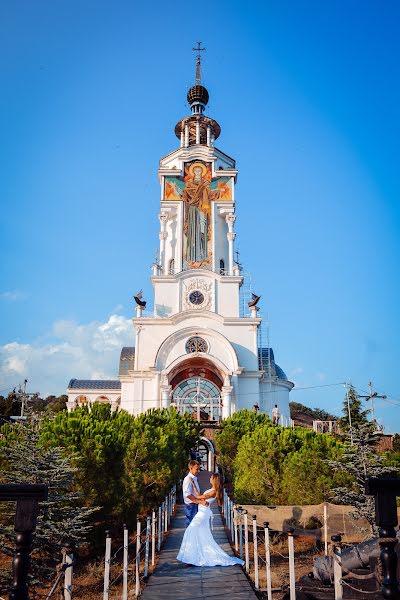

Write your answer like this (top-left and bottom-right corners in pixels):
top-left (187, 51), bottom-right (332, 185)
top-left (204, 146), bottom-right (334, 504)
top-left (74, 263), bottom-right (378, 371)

top-left (177, 489), bottom-right (244, 567)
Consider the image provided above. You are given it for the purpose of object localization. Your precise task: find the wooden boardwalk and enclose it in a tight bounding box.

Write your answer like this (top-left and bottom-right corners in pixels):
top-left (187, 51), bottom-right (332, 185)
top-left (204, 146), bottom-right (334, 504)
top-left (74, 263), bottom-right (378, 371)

top-left (141, 471), bottom-right (257, 600)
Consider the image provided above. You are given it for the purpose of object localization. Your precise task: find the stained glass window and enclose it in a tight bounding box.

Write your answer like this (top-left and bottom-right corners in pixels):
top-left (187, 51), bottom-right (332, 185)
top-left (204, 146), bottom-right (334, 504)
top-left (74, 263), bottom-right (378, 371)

top-left (185, 336), bottom-right (208, 353)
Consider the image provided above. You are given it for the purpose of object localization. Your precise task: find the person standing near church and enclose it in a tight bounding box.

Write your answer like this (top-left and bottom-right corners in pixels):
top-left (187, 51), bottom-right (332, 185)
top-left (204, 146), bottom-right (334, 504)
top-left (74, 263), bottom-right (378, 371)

top-left (272, 404), bottom-right (280, 425)
top-left (182, 460), bottom-right (208, 526)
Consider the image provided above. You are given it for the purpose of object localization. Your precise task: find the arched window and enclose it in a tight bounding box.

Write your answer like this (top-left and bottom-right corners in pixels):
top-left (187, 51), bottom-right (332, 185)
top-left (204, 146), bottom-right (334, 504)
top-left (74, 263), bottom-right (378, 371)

top-left (219, 259), bottom-right (225, 275)
top-left (169, 258), bottom-right (175, 275)
top-left (76, 395), bottom-right (87, 405)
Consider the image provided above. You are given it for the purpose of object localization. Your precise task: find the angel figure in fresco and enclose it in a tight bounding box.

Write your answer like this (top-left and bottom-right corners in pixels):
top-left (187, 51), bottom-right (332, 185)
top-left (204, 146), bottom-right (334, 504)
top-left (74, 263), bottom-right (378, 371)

top-left (183, 163), bottom-right (220, 263)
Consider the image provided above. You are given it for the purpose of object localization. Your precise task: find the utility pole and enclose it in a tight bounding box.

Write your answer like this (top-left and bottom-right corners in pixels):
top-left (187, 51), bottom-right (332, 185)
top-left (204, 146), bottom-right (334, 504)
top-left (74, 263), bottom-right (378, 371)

top-left (16, 380), bottom-right (39, 419)
top-left (18, 379), bottom-right (28, 417)
top-left (357, 381), bottom-right (386, 431)
top-left (345, 383), bottom-right (353, 445)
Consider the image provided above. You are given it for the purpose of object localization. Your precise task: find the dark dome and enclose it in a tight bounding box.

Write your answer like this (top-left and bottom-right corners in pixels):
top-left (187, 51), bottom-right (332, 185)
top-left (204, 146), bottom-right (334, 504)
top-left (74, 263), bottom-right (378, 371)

top-left (187, 85), bottom-right (209, 106)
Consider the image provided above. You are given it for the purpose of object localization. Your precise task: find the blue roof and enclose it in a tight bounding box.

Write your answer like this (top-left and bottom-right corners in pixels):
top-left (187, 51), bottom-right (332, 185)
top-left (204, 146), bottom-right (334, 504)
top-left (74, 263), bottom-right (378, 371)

top-left (68, 379), bottom-right (121, 390)
top-left (119, 346), bottom-right (135, 375)
top-left (258, 348), bottom-right (288, 380)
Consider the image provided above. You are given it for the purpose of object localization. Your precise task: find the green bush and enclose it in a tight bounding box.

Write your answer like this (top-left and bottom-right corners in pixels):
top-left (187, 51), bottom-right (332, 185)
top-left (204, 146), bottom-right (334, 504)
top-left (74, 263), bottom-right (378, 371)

top-left (39, 404), bottom-right (199, 524)
top-left (232, 422), bottom-right (345, 505)
top-left (214, 410), bottom-right (271, 481)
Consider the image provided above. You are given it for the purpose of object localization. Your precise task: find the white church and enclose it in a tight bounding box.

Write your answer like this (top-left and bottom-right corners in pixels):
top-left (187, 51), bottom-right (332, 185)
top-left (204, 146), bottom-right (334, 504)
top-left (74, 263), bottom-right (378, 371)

top-left (67, 53), bottom-right (294, 431)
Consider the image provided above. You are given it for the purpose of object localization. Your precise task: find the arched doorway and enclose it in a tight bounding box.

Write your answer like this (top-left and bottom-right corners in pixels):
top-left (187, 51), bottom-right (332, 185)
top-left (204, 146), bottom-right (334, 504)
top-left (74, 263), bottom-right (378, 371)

top-left (169, 358), bottom-right (224, 422)
top-left (196, 437), bottom-right (216, 472)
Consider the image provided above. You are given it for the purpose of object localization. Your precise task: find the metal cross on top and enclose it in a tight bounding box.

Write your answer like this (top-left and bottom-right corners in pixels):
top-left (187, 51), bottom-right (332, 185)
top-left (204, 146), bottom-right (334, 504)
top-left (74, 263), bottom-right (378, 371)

top-left (192, 42), bottom-right (206, 84)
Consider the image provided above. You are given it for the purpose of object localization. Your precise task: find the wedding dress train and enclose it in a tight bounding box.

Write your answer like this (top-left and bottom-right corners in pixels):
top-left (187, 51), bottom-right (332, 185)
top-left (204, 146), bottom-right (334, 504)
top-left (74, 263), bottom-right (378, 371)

top-left (177, 489), bottom-right (244, 567)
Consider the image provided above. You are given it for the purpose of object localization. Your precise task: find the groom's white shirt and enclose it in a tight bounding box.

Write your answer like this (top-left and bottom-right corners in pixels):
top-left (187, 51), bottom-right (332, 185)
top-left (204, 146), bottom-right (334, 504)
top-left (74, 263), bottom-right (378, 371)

top-left (182, 473), bottom-right (199, 505)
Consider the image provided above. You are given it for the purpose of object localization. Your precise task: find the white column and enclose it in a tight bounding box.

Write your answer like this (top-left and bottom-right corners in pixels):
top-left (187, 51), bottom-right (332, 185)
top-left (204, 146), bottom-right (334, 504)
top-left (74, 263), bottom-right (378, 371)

top-left (158, 213), bottom-right (168, 275)
top-left (134, 325), bottom-right (142, 370)
top-left (211, 133), bottom-right (215, 146)
top-left (184, 124), bottom-right (189, 147)
top-left (161, 386), bottom-right (171, 409)
top-left (206, 125), bottom-right (211, 146)
top-left (180, 131), bottom-right (184, 147)
top-left (225, 214), bottom-right (236, 276)
top-left (195, 121), bottom-right (200, 144)
top-left (221, 377), bottom-right (233, 420)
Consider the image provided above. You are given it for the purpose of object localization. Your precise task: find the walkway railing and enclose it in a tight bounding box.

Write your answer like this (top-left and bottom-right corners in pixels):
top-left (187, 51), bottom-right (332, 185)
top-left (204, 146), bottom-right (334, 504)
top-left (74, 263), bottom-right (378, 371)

top-left (51, 484), bottom-right (177, 600)
top-left (222, 488), bottom-right (299, 600)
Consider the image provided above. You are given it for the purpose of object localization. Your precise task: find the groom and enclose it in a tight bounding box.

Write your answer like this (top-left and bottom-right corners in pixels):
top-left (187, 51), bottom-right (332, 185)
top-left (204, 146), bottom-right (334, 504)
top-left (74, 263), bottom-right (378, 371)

top-left (182, 460), bottom-right (208, 526)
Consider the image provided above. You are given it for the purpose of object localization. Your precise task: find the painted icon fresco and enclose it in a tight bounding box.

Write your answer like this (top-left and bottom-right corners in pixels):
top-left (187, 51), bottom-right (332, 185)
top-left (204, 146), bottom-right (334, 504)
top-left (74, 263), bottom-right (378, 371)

top-left (163, 161), bottom-right (233, 267)
top-left (163, 168), bottom-right (232, 201)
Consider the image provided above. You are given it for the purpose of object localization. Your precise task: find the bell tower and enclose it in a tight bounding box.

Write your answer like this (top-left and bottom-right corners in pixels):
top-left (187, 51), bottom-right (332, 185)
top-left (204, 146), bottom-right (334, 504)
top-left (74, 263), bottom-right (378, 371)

top-left (153, 50), bottom-right (240, 319)
top-left (67, 47), bottom-right (294, 428)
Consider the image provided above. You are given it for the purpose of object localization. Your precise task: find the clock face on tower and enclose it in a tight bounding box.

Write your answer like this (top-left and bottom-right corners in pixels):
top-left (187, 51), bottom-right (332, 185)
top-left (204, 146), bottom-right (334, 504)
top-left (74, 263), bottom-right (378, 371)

top-left (189, 290), bottom-right (205, 306)
top-left (183, 278), bottom-right (212, 311)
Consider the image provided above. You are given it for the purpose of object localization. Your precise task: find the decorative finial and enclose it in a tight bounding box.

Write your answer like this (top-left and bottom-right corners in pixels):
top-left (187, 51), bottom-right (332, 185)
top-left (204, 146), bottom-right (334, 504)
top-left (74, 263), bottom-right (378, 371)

top-left (192, 42), bottom-right (206, 84)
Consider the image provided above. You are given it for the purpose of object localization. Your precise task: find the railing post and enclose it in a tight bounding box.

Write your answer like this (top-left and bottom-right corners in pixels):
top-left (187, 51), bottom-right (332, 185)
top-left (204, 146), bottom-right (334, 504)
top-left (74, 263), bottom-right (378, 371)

top-left (135, 520), bottom-right (141, 597)
top-left (263, 522), bottom-right (272, 600)
top-left (164, 498), bottom-right (168, 533)
top-left (151, 510), bottom-right (156, 567)
top-left (366, 478), bottom-right (400, 600)
top-left (331, 534), bottom-right (343, 600)
top-left (144, 515), bottom-right (151, 578)
top-left (234, 506), bottom-right (239, 552)
top-left (0, 484), bottom-right (48, 600)
top-left (324, 502), bottom-right (328, 556)
top-left (63, 543), bottom-right (74, 600)
top-left (158, 505), bottom-right (162, 551)
top-left (243, 510), bottom-right (249, 573)
top-left (230, 499), bottom-right (234, 542)
top-left (287, 528), bottom-right (296, 600)
top-left (252, 515), bottom-right (259, 590)
top-left (122, 525), bottom-right (128, 600)
top-left (103, 531), bottom-right (111, 600)
top-left (238, 507), bottom-right (243, 560)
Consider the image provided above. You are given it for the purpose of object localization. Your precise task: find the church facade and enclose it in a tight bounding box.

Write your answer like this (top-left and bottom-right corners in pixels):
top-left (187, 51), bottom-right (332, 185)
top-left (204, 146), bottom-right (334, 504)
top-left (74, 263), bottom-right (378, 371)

top-left (67, 61), bottom-right (294, 425)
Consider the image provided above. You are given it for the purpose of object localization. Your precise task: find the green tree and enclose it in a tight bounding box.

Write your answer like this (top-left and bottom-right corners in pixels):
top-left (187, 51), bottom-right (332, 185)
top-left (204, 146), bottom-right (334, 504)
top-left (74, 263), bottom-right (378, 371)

top-left (392, 434), bottom-right (400, 453)
top-left (40, 403), bottom-right (199, 524)
top-left (214, 409), bottom-right (271, 481)
top-left (280, 438), bottom-right (346, 504)
top-left (125, 409), bottom-right (199, 513)
top-left (233, 424), bottom-right (345, 505)
top-left (0, 421), bottom-right (97, 587)
top-left (328, 424), bottom-right (396, 534)
top-left (339, 385), bottom-right (370, 431)
top-left (0, 391), bottom-right (20, 417)
top-left (40, 403), bottom-right (136, 522)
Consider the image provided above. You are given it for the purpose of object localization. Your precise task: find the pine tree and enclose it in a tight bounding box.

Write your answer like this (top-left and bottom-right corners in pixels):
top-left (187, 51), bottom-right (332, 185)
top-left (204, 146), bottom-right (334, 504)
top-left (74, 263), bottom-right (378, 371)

top-left (339, 385), bottom-right (371, 431)
top-left (327, 424), bottom-right (396, 535)
top-left (0, 420), bottom-right (98, 585)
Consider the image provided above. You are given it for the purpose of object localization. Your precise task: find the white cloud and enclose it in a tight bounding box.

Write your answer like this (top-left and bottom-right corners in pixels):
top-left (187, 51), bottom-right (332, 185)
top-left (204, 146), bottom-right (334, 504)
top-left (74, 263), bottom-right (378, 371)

top-left (0, 290), bottom-right (27, 301)
top-left (0, 314), bottom-right (133, 397)
top-left (290, 367), bottom-right (304, 376)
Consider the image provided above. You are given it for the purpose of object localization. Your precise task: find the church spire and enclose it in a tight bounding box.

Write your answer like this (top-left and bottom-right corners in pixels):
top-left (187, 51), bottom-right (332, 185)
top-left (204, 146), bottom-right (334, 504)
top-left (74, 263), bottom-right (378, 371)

top-left (192, 41), bottom-right (206, 84)
top-left (174, 45), bottom-right (221, 147)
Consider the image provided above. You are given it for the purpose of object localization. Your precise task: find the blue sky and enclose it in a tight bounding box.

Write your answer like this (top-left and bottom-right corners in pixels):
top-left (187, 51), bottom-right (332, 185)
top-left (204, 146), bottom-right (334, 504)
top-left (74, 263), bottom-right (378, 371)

top-left (0, 1), bottom-right (399, 429)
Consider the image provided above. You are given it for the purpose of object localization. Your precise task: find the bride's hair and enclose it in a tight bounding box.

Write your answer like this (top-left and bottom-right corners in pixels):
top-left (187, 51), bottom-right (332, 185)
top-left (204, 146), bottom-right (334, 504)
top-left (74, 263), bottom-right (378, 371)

top-left (210, 473), bottom-right (223, 507)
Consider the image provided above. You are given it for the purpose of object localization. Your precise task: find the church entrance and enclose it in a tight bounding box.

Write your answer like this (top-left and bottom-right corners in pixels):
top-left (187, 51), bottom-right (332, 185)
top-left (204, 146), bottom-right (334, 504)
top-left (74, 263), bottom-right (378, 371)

top-left (169, 358), bottom-right (224, 422)
top-left (172, 377), bottom-right (221, 421)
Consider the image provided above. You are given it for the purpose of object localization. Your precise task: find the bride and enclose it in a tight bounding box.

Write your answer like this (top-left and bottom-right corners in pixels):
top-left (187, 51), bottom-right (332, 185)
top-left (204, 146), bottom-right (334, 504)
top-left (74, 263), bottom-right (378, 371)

top-left (177, 473), bottom-right (244, 567)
